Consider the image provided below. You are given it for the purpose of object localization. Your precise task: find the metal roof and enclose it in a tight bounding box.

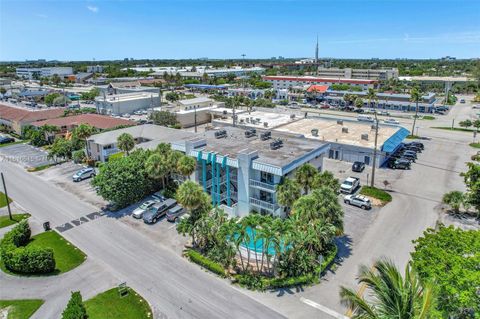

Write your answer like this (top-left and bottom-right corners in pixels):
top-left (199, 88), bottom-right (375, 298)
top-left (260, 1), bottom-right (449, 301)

top-left (381, 127), bottom-right (410, 153)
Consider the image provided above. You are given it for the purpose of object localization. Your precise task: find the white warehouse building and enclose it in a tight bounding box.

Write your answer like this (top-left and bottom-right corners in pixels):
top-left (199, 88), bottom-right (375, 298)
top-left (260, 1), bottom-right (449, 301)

top-left (95, 92), bottom-right (160, 115)
top-left (16, 67), bottom-right (73, 79)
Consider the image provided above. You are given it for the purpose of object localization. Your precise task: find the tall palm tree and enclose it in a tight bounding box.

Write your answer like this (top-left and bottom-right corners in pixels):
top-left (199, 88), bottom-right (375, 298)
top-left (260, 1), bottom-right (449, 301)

top-left (340, 259), bottom-right (434, 319)
top-left (176, 181), bottom-right (205, 214)
top-left (410, 87), bottom-right (422, 136)
top-left (276, 178), bottom-right (301, 215)
top-left (295, 163), bottom-right (318, 194)
top-left (116, 132), bottom-right (135, 155)
top-left (145, 153), bottom-right (170, 188)
top-left (177, 155), bottom-right (197, 180)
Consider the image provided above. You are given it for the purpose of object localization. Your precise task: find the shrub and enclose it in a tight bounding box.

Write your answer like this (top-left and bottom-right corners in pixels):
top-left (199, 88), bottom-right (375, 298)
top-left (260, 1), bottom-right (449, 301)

top-left (185, 249), bottom-right (226, 278)
top-left (360, 186), bottom-right (392, 203)
top-left (72, 150), bottom-right (86, 164)
top-left (0, 221), bottom-right (56, 274)
top-left (62, 291), bottom-right (88, 319)
top-left (234, 274), bottom-right (265, 290)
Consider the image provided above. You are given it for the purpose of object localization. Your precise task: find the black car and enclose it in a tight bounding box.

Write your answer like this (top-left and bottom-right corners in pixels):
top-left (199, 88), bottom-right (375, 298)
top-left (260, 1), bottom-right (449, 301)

top-left (352, 161), bottom-right (365, 172)
top-left (0, 136), bottom-right (14, 144)
top-left (401, 154), bottom-right (416, 162)
top-left (391, 159), bottom-right (411, 169)
top-left (406, 142), bottom-right (424, 150)
top-left (404, 145), bottom-right (422, 153)
top-left (143, 199), bottom-right (177, 224)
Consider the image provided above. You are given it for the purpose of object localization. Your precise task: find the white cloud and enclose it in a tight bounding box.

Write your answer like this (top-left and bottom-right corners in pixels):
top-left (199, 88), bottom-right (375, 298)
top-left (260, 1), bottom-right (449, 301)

top-left (87, 5), bottom-right (99, 13)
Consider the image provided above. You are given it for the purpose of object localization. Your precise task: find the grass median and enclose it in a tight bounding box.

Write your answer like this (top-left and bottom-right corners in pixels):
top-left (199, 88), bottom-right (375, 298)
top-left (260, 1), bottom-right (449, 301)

top-left (470, 143), bottom-right (480, 148)
top-left (359, 186), bottom-right (392, 204)
top-left (0, 299), bottom-right (44, 319)
top-left (0, 213), bottom-right (31, 229)
top-left (85, 287), bottom-right (152, 319)
top-left (0, 192), bottom-right (12, 208)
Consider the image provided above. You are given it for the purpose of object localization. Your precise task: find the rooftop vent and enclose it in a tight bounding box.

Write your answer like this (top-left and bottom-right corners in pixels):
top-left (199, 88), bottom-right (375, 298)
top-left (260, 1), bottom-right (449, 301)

top-left (214, 130), bottom-right (227, 139)
top-left (342, 127), bottom-right (349, 133)
top-left (361, 133), bottom-right (369, 141)
top-left (290, 114), bottom-right (296, 119)
top-left (223, 110), bottom-right (228, 115)
top-left (337, 120), bottom-right (343, 125)
top-left (239, 119), bottom-right (245, 124)
top-left (263, 122), bottom-right (269, 128)
top-left (246, 117), bottom-right (250, 123)
top-left (245, 128), bottom-right (257, 138)
top-left (260, 131), bottom-right (272, 141)
top-left (311, 129), bottom-right (319, 136)
top-left (270, 139), bottom-right (284, 150)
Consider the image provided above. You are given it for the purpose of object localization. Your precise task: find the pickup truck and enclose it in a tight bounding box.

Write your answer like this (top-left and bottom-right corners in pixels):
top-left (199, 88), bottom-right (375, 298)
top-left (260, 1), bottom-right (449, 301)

top-left (340, 177), bottom-right (360, 194)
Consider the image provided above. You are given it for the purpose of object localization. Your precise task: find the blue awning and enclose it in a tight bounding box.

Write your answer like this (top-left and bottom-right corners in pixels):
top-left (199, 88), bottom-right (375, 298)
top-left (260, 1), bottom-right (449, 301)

top-left (381, 127), bottom-right (410, 153)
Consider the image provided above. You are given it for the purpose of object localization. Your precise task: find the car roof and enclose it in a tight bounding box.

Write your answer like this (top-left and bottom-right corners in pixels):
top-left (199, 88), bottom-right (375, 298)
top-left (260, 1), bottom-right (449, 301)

top-left (354, 195), bottom-right (370, 201)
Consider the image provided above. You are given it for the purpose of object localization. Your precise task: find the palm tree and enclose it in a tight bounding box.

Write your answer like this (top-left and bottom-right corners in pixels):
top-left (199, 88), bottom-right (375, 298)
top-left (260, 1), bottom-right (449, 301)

top-left (354, 97), bottom-right (364, 109)
top-left (442, 191), bottom-right (465, 214)
top-left (145, 153), bottom-right (170, 188)
top-left (340, 259), bottom-right (434, 319)
top-left (177, 155), bottom-right (197, 180)
top-left (176, 181), bottom-right (205, 213)
top-left (276, 178), bottom-right (301, 215)
top-left (410, 87), bottom-right (422, 136)
top-left (311, 187), bottom-right (344, 234)
top-left (295, 163), bottom-right (318, 194)
top-left (116, 133), bottom-right (135, 155)
top-left (312, 170), bottom-right (340, 193)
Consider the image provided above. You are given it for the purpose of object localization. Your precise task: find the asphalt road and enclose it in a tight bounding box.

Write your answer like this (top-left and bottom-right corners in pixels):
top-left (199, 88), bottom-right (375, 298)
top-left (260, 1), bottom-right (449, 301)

top-left (0, 161), bottom-right (286, 319)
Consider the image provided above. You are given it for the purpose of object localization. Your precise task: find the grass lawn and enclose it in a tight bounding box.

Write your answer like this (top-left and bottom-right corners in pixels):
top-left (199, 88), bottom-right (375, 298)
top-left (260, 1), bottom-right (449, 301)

top-left (0, 299), bottom-right (44, 319)
top-left (85, 287), bottom-right (152, 319)
top-left (470, 143), bottom-right (480, 148)
top-left (360, 186), bottom-right (392, 204)
top-left (431, 126), bottom-right (477, 132)
top-left (0, 192), bottom-right (12, 208)
top-left (26, 164), bottom-right (53, 172)
top-left (0, 140), bottom-right (27, 149)
top-left (0, 231), bottom-right (86, 276)
top-left (421, 115), bottom-right (435, 120)
top-left (0, 214), bottom-right (31, 229)
top-left (406, 135), bottom-right (420, 139)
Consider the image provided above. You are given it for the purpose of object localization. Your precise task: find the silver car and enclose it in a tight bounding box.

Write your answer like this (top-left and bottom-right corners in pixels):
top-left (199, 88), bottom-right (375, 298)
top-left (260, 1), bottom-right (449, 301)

top-left (132, 200), bottom-right (157, 219)
top-left (344, 194), bottom-right (372, 210)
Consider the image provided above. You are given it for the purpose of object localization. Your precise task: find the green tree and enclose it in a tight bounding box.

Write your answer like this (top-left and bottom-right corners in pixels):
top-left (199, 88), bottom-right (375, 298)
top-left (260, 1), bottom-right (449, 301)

top-left (340, 259), bottom-right (434, 319)
top-left (312, 170), bottom-right (340, 193)
top-left (461, 162), bottom-right (480, 214)
top-left (73, 124), bottom-right (95, 149)
top-left (149, 110), bottom-right (179, 127)
top-left (442, 191), bottom-right (466, 214)
top-left (459, 120), bottom-right (473, 129)
top-left (411, 226), bottom-right (480, 317)
top-left (0, 87), bottom-right (6, 95)
top-left (44, 93), bottom-right (61, 106)
top-left (92, 150), bottom-right (160, 208)
top-left (48, 138), bottom-right (74, 161)
top-left (62, 291), bottom-right (88, 319)
top-left (165, 92), bottom-right (179, 102)
top-left (116, 132), bottom-right (135, 155)
top-left (295, 163), bottom-right (318, 194)
top-left (276, 178), bottom-right (301, 214)
top-left (354, 97), bottom-right (364, 109)
top-left (410, 87), bottom-right (422, 135)
top-left (177, 155), bottom-right (197, 180)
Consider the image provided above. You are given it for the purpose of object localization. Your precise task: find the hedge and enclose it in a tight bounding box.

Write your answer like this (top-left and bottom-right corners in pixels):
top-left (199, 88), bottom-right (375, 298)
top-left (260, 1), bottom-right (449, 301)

top-left (360, 186), bottom-right (392, 203)
top-left (0, 221), bottom-right (55, 274)
top-left (185, 249), bottom-right (226, 278)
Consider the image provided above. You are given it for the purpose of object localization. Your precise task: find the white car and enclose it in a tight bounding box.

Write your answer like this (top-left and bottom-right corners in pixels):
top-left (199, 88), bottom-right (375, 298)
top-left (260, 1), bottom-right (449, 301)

top-left (344, 194), bottom-right (372, 210)
top-left (473, 105), bottom-right (480, 109)
top-left (340, 177), bottom-right (360, 194)
top-left (384, 118), bottom-right (400, 125)
top-left (132, 200), bottom-right (157, 219)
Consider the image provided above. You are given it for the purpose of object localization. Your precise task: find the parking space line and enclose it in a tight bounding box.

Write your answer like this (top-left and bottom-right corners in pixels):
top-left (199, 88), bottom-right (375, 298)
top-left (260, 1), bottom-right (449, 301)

top-left (299, 297), bottom-right (349, 319)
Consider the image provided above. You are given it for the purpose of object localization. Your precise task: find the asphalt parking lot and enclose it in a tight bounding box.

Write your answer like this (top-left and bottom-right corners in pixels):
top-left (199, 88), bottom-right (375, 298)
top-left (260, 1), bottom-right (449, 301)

top-left (0, 143), bottom-right (54, 169)
top-left (32, 161), bottom-right (107, 208)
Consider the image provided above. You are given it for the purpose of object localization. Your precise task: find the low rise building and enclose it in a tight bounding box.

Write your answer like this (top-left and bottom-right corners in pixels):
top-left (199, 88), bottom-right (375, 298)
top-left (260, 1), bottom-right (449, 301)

top-left (87, 65), bottom-right (104, 73)
top-left (16, 67), bottom-right (73, 79)
top-left (87, 124), bottom-right (330, 217)
top-left (95, 92), bottom-right (160, 115)
top-left (0, 104), bottom-right (64, 134)
top-left (263, 76), bottom-right (378, 91)
top-left (317, 67), bottom-right (399, 81)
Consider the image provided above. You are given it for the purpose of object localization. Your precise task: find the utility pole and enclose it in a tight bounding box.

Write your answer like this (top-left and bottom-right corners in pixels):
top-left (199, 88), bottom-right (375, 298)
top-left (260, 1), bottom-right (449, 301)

top-left (371, 112), bottom-right (379, 188)
top-left (194, 106), bottom-right (197, 133)
top-left (1, 173), bottom-right (12, 220)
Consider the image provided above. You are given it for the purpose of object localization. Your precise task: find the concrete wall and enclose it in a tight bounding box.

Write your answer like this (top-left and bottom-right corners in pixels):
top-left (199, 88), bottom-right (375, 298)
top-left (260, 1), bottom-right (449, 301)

top-left (175, 110), bottom-right (212, 128)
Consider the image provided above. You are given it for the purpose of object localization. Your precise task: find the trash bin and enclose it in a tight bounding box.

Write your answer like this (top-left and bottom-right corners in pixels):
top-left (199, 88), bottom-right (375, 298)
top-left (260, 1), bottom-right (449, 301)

top-left (43, 221), bottom-right (51, 231)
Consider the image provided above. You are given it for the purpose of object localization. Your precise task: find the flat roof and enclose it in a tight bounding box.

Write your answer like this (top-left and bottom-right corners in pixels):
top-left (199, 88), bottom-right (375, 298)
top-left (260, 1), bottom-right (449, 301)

top-left (275, 117), bottom-right (401, 149)
top-left (214, 110), bottom-right (299, 129)
top-left (31, 114), bottom-right (134, 130)
top-left (196, 126), bottom-right (326, 167)
top-left (263, 75), bottom-right (378, 84)
top-left (178, 97), bottom-right (213, 105)
top-left (96, 92), bottom-right (159, 103)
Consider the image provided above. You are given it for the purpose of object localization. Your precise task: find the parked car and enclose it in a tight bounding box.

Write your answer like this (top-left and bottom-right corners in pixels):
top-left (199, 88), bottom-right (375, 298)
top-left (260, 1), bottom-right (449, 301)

top-left (383, 118), bottom-right (400, 125)
top-left (389, 159), bottom-right (411, 169)
top-left (132, 200), bottom-right (157, 219)
top-left (0, 136), bottom-right (15, 144)
top-left (357, 115), bottom-right (374, 122)
top-left (166, 205), bottom-right (185, 222)
top-left (401, 153), bottom-right (416, 162)
top-left (460, 99), bottom-right (465, 103)
top-left (143, 199), bottom-right (177, 224)
top-left (340, 177), bottom-right (360, 194)
top-left (402, 150), bottom-right (418, 157)
top-left (473, 105), bottom-right (480, 109)
top-left (72, 168), bottom-right (96, 182)
top-left (152, 191), bottom-right (165, 202)
top-left (404, 141), bottom-right (424, 149)
top-left (404, 145), bottom-right (422, 153)
top-left (352, 161), bottom-right (365, 172)
top-left (344, 194), bottom-right (372, 210)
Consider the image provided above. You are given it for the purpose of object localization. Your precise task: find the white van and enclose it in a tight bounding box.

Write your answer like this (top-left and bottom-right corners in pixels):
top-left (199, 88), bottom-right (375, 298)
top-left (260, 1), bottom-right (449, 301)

top-left (357, 115), bottom-right (375, 122)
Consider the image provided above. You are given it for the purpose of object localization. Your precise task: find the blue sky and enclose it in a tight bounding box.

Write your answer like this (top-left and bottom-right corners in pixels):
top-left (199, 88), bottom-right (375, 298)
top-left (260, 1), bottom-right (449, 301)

top-left (1, 0), bottom-right (479, 61)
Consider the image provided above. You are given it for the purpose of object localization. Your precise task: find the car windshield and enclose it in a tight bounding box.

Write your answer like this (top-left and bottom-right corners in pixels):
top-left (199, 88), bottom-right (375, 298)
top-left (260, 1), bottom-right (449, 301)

top-left (344, 181), bottom-right (352, 186)
top-left (140, 202), bottom-right (151, 209)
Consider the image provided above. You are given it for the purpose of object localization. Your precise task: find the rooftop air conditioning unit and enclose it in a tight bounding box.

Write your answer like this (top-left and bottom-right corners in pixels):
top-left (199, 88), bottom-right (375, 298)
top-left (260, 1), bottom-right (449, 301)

top-left (223, 110), bottom-right (228, 115)
top-left (290, 114), bottom-right (296, 119)
top-left (337, 120), bottom-right (343, 125)
top-left (371, 125), bottom-right (376, 130)
top-left (246, 117), bottom-right (250, 123)
top-left (245, 129), bottom-right (257, 138)
top-left (260, 131), bottom-right (271, 141)
top-left (311, 129), bottom-right (319, 136)
top-left (239, 119), bottom-right (245, 124)
top-left (270, 139), bottom-right (284, 150)
top-left (361, 133), bottom-right (369, 140)
top-left (342, 127), bottom-right (348, 133)
top-left (264, 122), bottom-right (269, 128)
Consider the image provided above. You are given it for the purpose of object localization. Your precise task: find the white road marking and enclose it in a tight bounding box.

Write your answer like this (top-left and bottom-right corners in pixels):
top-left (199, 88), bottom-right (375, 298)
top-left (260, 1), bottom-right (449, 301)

top-left (300, 297), bottom-right (350, 319)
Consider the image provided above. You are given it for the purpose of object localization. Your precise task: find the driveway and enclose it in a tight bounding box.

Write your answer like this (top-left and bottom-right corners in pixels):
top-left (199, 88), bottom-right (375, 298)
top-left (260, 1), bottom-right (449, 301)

top-left (0, 143), bottom-right (54, 169)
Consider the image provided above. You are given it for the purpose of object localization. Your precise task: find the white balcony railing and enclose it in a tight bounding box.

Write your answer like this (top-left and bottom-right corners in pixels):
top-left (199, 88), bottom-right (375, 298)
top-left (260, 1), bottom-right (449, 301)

top-left (249, 197), bottom-right (278, 211)
top-left (249, 179), bottom-right (276, 192)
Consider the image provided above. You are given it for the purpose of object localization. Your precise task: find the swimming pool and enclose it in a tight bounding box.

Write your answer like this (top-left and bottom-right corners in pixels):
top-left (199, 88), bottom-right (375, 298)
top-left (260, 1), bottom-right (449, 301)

top-left (236, 226), bottom-right (287, 256)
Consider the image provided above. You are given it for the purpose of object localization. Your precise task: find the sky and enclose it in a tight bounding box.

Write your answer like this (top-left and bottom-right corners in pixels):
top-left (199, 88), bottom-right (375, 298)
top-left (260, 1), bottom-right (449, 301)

top-left (0, 0), bottom-right (479, 61)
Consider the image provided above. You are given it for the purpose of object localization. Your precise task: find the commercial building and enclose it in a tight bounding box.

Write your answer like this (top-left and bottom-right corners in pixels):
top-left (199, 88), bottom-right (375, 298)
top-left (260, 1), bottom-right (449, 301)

top-left (87, 65), bottom-right (104, 73)
top-left (16, 67), bottom-right (73, 79)
top-left (161, 97), bottom-right (222, 128)
top-left (263, 76), bottom-right (378, 91)
top-left (316, 68), bottom-right (399, 81)
top-left (323, 91), bottom-right (437, 113)
top-left (95, 92), bottom-right (160, 115)
top-left (87, 124), bottom-right (330, 217)
top-left (0, 104), bottom-right (64, 134)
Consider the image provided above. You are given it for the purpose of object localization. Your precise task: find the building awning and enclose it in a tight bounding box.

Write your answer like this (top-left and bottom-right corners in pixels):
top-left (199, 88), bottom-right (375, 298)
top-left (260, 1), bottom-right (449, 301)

top-left (381, 127), bottom-right (410, 153)
top-left (306, 85), bottom-right (329, 93)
